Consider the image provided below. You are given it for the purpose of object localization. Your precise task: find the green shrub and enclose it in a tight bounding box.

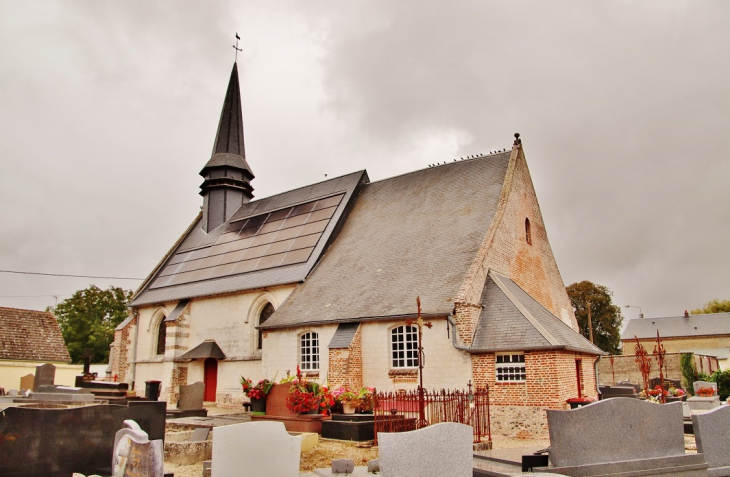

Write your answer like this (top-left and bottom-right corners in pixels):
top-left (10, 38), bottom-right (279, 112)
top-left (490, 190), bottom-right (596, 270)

top-left (680, 353), bottom-right (697, 396)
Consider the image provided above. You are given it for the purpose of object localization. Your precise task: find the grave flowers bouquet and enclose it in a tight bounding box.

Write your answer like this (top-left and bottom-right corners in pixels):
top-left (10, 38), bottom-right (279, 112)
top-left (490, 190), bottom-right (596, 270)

top-left (240, 376), bottom-right (254, 395)
top-left (286, 367), bottom-right (321, 413)
top-left (248, 379), bottom-right (275, 400)
top-left (333, 386), bottom-right (375, 412)
top-left (646, 385), bottom-right (669, 403)
top-left (667, 387), bottom-right (685, 397)
top-left (697, 387), bottom-right (716, 397)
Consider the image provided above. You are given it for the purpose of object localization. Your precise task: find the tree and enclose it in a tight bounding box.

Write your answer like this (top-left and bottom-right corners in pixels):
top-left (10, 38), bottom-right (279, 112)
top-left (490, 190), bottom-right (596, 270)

top-left (691, 299), bottom-right (730, 314)
top-left (50, 285), bottom-right (133, 364)
top-left (566, 281), bottom-right (623, 354)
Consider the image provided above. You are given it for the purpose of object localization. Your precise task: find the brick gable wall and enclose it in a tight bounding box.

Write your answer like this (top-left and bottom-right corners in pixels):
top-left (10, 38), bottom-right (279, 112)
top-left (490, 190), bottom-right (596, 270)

top-left (328, 325), bottom-right (363, 389)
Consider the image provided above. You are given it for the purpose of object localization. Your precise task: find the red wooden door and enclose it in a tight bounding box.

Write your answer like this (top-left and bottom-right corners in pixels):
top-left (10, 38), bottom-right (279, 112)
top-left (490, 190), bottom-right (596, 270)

top-left (204, 358), bottom-right (218, 402)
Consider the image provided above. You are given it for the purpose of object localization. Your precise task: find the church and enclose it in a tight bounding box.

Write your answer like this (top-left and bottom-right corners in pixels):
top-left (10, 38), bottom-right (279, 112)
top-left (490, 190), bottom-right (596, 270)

top-left (112, 61), bottom-right (603, 437)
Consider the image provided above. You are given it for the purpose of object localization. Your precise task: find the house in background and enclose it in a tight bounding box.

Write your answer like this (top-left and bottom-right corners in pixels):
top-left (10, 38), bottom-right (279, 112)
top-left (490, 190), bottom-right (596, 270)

top-left (112, 61), bottom-right (602, 437)
top-left (0, 306), bottom-right (73, 390)
top-left (622, 312), bottom-right (730, 372)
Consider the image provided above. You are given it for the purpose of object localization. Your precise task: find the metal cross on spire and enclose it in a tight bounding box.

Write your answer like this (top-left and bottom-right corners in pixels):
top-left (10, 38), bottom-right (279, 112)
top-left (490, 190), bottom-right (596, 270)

top-left (232, 33), bottom-right (242, 62)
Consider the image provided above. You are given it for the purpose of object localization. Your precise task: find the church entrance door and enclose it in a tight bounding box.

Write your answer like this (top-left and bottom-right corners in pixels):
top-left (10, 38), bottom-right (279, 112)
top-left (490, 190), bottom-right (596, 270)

top-left (204, 358), bottom-right (218, 402)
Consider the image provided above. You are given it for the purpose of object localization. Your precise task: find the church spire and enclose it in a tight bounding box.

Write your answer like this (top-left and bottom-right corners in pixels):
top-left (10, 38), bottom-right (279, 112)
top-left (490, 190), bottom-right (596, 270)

top-left (199, 62), bottom-right (255, 233)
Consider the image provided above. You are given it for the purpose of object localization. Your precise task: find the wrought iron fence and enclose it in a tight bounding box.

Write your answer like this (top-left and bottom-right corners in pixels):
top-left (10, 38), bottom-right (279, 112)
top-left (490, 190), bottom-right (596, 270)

top-left (373, 384), bottom-right (491, 444)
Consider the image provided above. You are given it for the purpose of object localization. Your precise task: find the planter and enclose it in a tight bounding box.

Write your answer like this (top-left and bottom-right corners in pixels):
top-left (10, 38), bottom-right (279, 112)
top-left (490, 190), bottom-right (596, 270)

top-left (250, 398), bottom-right (266, 413)
top-left (342, 403), bottom-right (357, 414)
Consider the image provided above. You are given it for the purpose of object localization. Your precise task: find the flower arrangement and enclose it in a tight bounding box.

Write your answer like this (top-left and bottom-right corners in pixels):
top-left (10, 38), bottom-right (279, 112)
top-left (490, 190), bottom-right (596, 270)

top-left (240, 377), bottom-right (274, 400)
top-left (646, 385), bottom-right (669, 403)
top-left (285, 367), bottom-right (334, 414)
top-left (333, 386), bottom-right (375, 412)
top-left (697, 387), bottom-right (716, 397)
top-left (667, 387), bottom-right (685, 397)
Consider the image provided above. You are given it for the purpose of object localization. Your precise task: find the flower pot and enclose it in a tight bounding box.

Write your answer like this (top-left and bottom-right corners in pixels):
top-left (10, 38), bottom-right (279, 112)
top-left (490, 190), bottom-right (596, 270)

top-left (250, 397), bottom-right (266, 413)
top-left (342, 402), bottom-right (357, 414)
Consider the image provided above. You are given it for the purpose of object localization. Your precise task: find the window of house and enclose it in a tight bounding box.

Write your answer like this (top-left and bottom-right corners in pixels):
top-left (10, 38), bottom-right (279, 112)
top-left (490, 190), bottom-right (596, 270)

top-left (525, 218), bottom-right (532, 245)
top-left (300, 331), bottom-right (319, 371)
top-left (496, 353), bottom-right (526, 382)
top-left (257, 302), bottom-right (275, 350)
top-left (391, 325), bottom-right (419, 368)
top-left (156, 320), bottom-right (167, 355)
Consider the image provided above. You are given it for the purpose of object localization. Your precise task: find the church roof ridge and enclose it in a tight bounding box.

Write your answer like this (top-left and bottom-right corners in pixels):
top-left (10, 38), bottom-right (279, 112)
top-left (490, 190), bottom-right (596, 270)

top-left (368, 148), bottom-right (512, 186)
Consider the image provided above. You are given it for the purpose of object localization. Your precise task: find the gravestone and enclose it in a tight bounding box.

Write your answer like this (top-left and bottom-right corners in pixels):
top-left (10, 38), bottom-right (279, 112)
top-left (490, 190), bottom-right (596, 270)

top-left (20, 374), bottom-right (34, 392)
top-left (378, 422), bottom-right (473, 477)
top-left (190, 427), bottom-right (211, 442)
top-left (688, 381), bottom-right (721, 411)
top-left (112, 419), bottom-right (164, 477)
top-left (692, 404), bottom-right (730, 476)
top-left (332, 458), bottom-right (355, 474)
top-left (178, 382), bottom-right (205, 410)
top-left (545, 398), bottom-right (707, 476)
top-left (212, 421), bottom-right (301, 477)
top-left (8, 389), bottom-right (19, 396)
top-left (33, 363), bottom-right (56, 392)
top-left (0, 402), bottom-right (166, 476)
top-left (694, 381), bottom-right (718, 394)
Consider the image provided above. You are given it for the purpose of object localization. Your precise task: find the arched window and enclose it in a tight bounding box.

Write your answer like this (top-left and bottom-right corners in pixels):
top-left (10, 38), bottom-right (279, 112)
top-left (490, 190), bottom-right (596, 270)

top-left (257, 302), bottom-right (275, 350)
top-left (391, 325), bottom-right (418, 368)
top-left (156, 320), bottom-right (167, 355)
top-left (525, 218), bottom-right (532, 245)
top-left (299, 331), bottom-right (319, 371)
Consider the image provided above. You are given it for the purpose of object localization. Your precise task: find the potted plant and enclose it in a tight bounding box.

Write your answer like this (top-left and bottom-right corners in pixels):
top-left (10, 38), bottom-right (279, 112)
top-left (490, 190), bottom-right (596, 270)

top-left (333, 387), bottom-right (359, 414)
top-left (240, 376), bottom-right (274, 413)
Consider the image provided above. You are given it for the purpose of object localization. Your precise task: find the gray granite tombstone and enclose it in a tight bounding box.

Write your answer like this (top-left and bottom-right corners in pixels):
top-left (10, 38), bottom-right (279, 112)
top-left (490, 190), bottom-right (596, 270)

top-left (190, 427), bottom-right (211, 442)
top-left (178, 381), bottom-right (205, 410)
top-left (378, 422), bottom-right (473, 477)
top-left (545, 398), bottom-right (707, 476)
top-left (7, 389), bottom-right (19, 396)
top-left (331, 458), bottom-right (355, 474)
top-left (33, 363), bottom-right (56, 392)
top-left (692, 404), bottom-right (730, 476)
top-left (19, 374), bottom-right (34, 392)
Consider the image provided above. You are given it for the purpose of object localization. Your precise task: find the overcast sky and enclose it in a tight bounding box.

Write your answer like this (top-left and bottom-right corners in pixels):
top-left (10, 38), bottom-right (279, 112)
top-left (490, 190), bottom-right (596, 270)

top-left (1, 1), bottom-right (728, 323)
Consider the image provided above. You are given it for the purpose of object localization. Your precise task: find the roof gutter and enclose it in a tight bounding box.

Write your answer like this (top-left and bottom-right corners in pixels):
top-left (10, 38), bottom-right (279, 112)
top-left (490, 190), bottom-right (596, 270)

top-left (446, 314), bottom-right (471, 351)
top-left (594, 354), bottom-right (602, 396)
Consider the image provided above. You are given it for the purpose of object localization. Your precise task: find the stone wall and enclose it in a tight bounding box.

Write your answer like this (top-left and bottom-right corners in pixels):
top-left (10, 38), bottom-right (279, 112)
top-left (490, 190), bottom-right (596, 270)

top-left (597, 352), bottom-right (719, 388)
top-left (490, 404), bottom-right (550, 439)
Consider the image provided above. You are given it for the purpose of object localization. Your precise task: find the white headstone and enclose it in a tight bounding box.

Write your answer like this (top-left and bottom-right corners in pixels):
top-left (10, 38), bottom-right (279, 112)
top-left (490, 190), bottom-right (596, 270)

top-left (693, 381), bottom-right (717, 394)
top-left (378, 423), bottom-right (473, 477)
top-left (212, 421), bottom-right (301, 477)
top-left (112, 419), bottom-right (164, 477)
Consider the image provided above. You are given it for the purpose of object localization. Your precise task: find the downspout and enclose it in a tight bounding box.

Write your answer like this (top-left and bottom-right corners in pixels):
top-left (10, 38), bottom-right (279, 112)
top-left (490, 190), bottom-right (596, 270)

top-left (594, 354), bottom-right (602, 397)
top-left (447, 314), bottom-right (471, 351)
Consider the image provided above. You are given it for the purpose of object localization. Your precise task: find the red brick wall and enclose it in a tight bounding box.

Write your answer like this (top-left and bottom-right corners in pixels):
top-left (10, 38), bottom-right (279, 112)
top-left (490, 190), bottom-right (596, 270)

top-left (112, 315), bottom-right (136, 382)
top-left (484, 146), bottom-right (576, 328)
top-left (472, 350), bottom-right (598, 408)
top-left (328, 325), bottom-right (363, 389)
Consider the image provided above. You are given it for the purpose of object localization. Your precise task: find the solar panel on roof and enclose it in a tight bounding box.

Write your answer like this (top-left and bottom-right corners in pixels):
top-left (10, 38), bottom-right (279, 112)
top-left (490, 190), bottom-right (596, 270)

top-left (148, 193), bottom-right (344, 290)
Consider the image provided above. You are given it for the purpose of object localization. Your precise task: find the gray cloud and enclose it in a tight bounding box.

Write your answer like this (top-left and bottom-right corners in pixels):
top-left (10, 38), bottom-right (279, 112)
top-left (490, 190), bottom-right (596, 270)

top-left (1, 1), bottom-right (727, 319)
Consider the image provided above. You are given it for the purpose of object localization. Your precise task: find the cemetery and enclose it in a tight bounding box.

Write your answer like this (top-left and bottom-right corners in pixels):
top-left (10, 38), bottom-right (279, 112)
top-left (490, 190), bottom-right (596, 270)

top-left (5, 334), bottom-right (730, 477)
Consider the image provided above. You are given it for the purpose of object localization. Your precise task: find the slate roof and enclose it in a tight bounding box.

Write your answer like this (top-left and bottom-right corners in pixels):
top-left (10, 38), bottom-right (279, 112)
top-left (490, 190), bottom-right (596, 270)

top-left (178, 339), bottom-right (227, 360)
top-left (0, 307), bottom-right (71, 362)
top-left (328, 323), bottom-right (360, 349)
top-left (131, 170), bottom-right (367, 306)
top-left (472, 272), bottom-right (603, 354)
top-left (261, 152), bottom-right (512, 329)
top-left (622, 313), bottom-right (730, 340)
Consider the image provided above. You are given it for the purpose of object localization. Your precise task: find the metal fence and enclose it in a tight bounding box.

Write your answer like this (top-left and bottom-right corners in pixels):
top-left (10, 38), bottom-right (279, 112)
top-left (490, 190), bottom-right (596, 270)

top-left (373, 384), bottom-right (491, 444)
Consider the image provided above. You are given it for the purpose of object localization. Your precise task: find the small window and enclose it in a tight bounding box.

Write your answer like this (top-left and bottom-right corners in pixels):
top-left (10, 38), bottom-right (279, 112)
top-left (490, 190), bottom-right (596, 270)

top-left (300, 331), bottom-right (319, 371)
top-left (257, 302), bottom-right (275, 350)
top-left (391, 325), bottom-right (419, 368)
top-left (496, 353), bottom-right (526, 382)
top-left (156, 320), bottom-right (167, 356)
top-left (525, 218), bottom-right (532, 245)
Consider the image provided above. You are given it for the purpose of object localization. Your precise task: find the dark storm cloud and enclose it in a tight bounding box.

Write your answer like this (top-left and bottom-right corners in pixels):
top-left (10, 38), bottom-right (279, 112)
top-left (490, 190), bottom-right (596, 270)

top-left (1, 1), bottom-right (727, 319)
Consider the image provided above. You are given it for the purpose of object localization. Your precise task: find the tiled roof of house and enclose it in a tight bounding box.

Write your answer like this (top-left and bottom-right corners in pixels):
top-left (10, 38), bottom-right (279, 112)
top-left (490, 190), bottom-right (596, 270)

top-left (472, 272), bottom-right (603, 355)
top-left (261, 152), bottom-right (512, 329)
top-left (131, 170), bottom-right (367, 306)
top-left (0, 306), bottom-right (71, 362)
top-left (622, 313), bottom-right (730, 340)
